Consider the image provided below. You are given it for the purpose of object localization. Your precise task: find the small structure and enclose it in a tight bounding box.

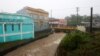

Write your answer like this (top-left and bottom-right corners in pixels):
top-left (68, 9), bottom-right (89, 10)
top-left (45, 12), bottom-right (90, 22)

top-left (0, 13), bottom-right (34, 42)
top-left (49, 18), bottom-right (66, 28)
top-left (49, 18), bottom-right (74, 32)
top-left (76, 25), bottom-right (86, 32)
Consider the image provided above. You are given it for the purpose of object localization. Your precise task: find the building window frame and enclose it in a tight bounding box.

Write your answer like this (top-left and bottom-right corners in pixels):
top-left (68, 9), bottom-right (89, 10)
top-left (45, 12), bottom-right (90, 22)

top-left (12, 24), bottom-right (14, 31)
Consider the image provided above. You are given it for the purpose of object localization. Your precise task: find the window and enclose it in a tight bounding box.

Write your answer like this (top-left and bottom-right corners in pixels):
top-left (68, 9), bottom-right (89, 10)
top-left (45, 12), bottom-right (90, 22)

top-left (34, 15), bottom-right (38, 19)
top-left (18, 24), bottom-right (20, 31)
top-left (12, 24), bottom-right (14, 31)
top-left (4, 24), bottom-right (7, 32)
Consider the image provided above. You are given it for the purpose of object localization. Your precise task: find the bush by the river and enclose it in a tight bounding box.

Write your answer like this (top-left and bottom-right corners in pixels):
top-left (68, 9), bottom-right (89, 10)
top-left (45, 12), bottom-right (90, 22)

top-left (56, 30), bottom-right (100, 56)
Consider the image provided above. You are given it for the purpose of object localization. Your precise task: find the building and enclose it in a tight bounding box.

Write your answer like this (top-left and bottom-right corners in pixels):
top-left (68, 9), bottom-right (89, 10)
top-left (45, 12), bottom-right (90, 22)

top-left (81, 18), bottom-right (100, 28)
top-left (0, 13), bottom-right (34, 42)
top-left (17, 6), bottom-right (49, 32)
top-left (49, 18), bottom-right (66, 28)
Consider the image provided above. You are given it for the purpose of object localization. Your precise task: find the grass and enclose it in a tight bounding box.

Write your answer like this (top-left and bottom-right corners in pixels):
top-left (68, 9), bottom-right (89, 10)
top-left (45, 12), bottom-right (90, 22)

top-left (56, 30), bottom-right (100, 56)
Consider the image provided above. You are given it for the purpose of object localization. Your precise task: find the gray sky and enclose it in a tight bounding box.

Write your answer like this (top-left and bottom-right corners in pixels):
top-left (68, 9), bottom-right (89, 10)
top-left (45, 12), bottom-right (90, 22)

top-left (0, 0), bottom-right (100, 18)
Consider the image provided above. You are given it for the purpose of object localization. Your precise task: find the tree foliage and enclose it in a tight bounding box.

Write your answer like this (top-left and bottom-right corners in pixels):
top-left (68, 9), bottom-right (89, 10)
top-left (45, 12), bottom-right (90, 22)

top-left (65, 14), bottom-right (100, 26)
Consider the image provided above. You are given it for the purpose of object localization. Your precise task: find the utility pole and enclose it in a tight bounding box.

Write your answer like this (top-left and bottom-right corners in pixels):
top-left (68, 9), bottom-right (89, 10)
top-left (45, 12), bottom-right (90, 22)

top-left (50, 10), bottom-right (55, 33)
top-left (76, 7), bottom-right (79, 26)
top-left (90, 7), bottom-right (93, 33)
top-left (51, 10), bottom-right (52, 19)
top-left (50, 10), bottom-right (53, 29)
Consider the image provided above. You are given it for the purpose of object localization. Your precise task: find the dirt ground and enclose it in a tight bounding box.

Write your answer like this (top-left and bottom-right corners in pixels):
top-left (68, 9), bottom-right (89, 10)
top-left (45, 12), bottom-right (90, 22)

top-left (5, 33), bottom-right (65, 56)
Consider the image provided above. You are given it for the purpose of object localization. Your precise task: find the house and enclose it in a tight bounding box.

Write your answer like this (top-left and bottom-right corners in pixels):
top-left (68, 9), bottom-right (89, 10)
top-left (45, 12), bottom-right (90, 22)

top-left (17, 6), bottom-right (49, 31)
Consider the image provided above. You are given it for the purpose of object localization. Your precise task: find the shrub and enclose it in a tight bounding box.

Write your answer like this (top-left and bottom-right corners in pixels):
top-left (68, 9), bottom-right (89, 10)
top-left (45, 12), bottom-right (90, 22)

top-left (60, 30), bottom-right (92, 51)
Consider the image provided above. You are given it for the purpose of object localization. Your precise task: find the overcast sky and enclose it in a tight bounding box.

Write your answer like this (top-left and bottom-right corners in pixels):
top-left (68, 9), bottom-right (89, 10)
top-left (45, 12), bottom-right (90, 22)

top-left (0, 0), bottom-right (100, 18)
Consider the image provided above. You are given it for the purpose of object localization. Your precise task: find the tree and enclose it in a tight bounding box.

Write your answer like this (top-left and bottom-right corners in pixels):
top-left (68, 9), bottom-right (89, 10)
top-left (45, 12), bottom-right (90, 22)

top-left (65, 15), bottom-right (83, 26)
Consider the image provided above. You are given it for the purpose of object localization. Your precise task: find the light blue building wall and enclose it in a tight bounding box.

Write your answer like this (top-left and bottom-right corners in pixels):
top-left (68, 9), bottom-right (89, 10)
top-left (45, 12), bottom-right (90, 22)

top-left (0, 13), bottom-right (34, 43)
top-left (17, 10), bottom-right (39, 32)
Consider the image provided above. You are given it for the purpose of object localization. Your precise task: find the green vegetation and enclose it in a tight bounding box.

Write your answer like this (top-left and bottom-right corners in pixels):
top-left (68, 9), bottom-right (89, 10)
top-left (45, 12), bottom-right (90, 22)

top-left (65, 15), bottom-right (83, 26)
top-left (56, 31), bottom-right (100, 56)
top-left (60, 31), bottom-right (92, 50)
top-left (65, 14), bottom-right (100, 26)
